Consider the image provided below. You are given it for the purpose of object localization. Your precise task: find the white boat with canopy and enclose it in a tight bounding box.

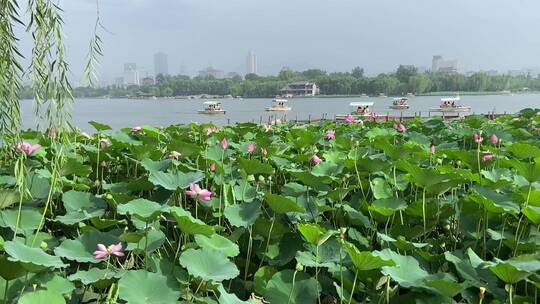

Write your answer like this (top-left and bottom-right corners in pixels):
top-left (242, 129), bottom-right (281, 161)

top-left (266, 99), bottom-right (291, 111)
top-left (430, 97), bottom-right (470, 113)
top-left (350, 101), bottom-right (374, 115)
top-left (336, 101), bottom-right (375, 120)
top-left (389, 97), bottom-right (410, 109)
top-left (198, 101), bottom-right (226, 114)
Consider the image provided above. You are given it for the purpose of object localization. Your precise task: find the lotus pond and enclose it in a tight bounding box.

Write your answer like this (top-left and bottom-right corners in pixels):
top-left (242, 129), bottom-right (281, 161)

top-left (1, 110), bottom-right (540, 304)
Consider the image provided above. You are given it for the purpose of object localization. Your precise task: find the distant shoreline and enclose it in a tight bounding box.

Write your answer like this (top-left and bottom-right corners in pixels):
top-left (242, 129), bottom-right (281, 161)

top-left (64, 91), bottom-right (540, 101)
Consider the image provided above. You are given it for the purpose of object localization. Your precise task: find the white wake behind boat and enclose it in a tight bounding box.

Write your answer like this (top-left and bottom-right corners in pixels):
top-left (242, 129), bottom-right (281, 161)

top-left (389, 97), bottom-right (410, 110)
top-left (430, 97), bottom-right (471, 113)
top-left (198, 101), bottom-right (226, 114)
top-left (266, 99), bottom-right (291, 111)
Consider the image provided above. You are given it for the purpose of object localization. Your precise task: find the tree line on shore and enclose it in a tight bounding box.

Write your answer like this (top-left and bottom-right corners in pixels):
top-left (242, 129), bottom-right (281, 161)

top-left (30, 65), bottom-right (540, 99)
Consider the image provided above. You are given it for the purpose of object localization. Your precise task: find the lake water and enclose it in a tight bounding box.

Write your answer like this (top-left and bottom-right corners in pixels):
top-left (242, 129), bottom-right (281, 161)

top-left (20, 94), bottom-right (540, 131)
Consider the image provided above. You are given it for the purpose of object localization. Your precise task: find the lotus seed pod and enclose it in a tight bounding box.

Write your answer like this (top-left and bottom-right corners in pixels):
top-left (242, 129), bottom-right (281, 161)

top-left (40, 241), bottom-right (48, 249)
top-left (258, 175), bottom-right (265, 182)
top-left (436, 158), bottom-right (443, 165)
top-left (268, 176), bottom-right (272, 181)
top-left (247, 175), bottom-right (255, 182)
top-left (295, 263), bottom-right (304, 272)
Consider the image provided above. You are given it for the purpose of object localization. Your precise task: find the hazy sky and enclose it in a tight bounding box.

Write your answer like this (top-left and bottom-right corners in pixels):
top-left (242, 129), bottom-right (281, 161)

top-left (18, 0), bottom-right (540, 82)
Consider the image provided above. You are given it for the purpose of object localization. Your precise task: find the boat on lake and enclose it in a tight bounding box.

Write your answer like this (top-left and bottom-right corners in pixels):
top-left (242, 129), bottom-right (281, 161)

top-left (198, 101), bottom-right (226, 114)
top-left (350, 101), bottom-right (374, 115)
top-left (336, 101), bottom-right (375, 120)
top-left (266, 99), bottom-right (291, 111)
top-left (389, 97), bottom-right (410, 109)
top-left (430, 97), bottom-right (471, 113)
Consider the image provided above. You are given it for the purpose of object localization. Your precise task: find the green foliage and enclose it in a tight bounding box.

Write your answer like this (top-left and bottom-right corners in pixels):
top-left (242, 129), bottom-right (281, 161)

top-left (0, 113), bottom-right (538, 303)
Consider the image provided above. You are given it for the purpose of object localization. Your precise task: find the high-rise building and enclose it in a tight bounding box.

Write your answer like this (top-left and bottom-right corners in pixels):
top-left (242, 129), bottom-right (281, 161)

top-left (246, 51), bottom-right (257, 75)
top-left (431, 55), bottom-right (443, 73)
top-left (123, 63), bottom-right (139, 86)
top-left (154, 52), bottom-right (169, 76)
top-left (431, 55), bottom-right (458, 74)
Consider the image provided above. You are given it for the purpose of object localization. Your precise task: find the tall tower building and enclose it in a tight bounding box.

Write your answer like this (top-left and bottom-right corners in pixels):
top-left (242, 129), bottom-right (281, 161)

top-left (432, 55), bottom-right (443, 73)
top-left (246, 51), bottom-right (258, 75)
top-left (154, 52), bottom-right (169, 76)
top-left (123, 63), bottom-right (139, 86)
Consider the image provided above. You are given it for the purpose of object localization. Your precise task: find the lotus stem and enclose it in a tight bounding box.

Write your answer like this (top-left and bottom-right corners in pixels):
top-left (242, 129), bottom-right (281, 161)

top-left (3, 280), bottom-right (9, 304)
top-left (507, 284), bottom-right (513, 304)
top-left (347, 270), bottom-right (358, 304)
top-left (244, 226), bottom-right (253, 282)
top-left (287, 270), bottom-right (298, 304)
top-left (422, 188), bottom-right (427, 235)
top-left (258, 215), bottom-right (275, 269)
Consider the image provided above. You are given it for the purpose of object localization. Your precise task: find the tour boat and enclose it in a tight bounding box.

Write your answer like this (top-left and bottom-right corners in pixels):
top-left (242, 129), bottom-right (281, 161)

top-left (266, 99), bottom-right (291, 111)
top-left (389, 97), bottom-right (410, 109)
top-left (198, 101), bottom-right (226, 114)
top-left (350, 101), bottom-right (374, 115)
top-left (430, 97), bottom-right (471, 113)
top-left (336, 101), bottom-right (375, 120)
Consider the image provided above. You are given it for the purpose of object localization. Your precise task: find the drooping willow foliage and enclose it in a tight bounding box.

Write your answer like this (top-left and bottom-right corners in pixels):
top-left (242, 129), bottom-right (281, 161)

top-left (26, 0), bottom-right (74, 133)
top-left (0, 0), bottom-right (101, 143)
top-left (0, 0), bottom-right (24, 140)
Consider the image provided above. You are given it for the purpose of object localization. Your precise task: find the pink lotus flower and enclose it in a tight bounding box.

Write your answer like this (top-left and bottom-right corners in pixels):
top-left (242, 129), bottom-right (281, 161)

top-left (398, 123), bottom-right (407, 133)
top-left (365, 112), bottom-right (377, 119)
top-left (210, 163), bottom-right (216, 172)
top-left (325, 130), bottom-right (336, 140)
top-left (311, 154), bottom-right (322, 165)
top-left (169, 151), bottom-right (182, 159)
top-left (247, 143), bottom-right (256, 154)
top-left (392, 123), bottom-right (398, 130)
top-left (93, 243), bottom-right (125, 260)
top-left (490, 134), bottom-right (498, 145)
top-left (185, 184), bottom-right (213, 201)
top-left (482, 153), bottom-right (494, 162)
top-left (206, 127), bottom-right (217, 136)
top-left (99, 138), bottom-right (110, 149)
top-left (260, 147), bottom-right (268, 156)
top-left (344, 114), bottom-right (356, 123)
top-left (473, 133), bottom-right (484, 143)
top-left (430, 144), bottom-right (436, 155)
top-left (131, 126), bottom-right (142, 134)
top-left (17, 142), bottom-right (41, 156)
top-left (220, 138), bottom-right (228, 149)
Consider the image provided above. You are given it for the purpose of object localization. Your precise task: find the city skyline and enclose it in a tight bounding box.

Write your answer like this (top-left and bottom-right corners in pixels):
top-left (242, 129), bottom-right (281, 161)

top-left (24, 0), bottom-right (540, 84)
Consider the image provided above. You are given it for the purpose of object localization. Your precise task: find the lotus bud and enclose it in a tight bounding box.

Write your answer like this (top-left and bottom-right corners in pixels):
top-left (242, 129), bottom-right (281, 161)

top-left (295, 262), bottom-right (304, 272)
top-left (479, 287), bottom-right (486, 300)
top-left (456, 160), bottom-right (462, 167)
top-left (106, 193), bottom-right (113, 200)
top-left (444, 224), bottom-right (451, 231)
top-left (247, 175), bottom-right (256, 182)
top-left (268, 176), bottom-right (272, 181)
